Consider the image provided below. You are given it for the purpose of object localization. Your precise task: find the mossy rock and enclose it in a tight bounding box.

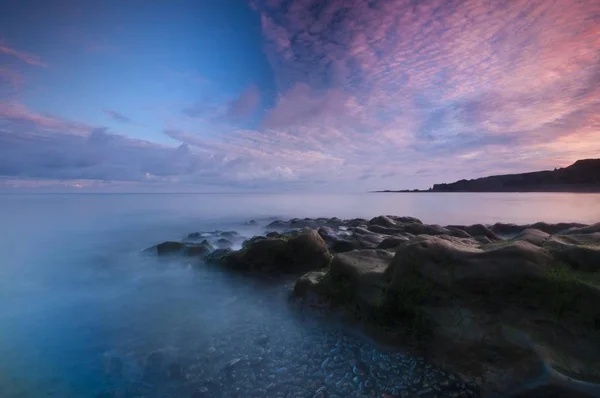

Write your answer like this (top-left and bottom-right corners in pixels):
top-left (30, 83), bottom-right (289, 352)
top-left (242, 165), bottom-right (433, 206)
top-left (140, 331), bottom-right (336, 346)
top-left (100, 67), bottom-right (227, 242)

top-left (218, 230), bottom-right (332, 273)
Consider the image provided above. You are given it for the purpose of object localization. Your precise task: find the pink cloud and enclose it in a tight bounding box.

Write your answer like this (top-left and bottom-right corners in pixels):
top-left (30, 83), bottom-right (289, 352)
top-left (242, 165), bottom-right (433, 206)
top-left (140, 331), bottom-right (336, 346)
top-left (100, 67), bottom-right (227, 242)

top-left (0, 101), bottom-right (90, 135)
top-left (0, 43), bottom-right (47, 67)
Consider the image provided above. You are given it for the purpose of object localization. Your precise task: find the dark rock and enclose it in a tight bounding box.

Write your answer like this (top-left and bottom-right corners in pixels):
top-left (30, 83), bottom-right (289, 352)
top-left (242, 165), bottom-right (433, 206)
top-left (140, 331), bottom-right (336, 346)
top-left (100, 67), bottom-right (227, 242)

top-left (293, 271), bottom-right (327, 297)
top-left (369, 215), bottom-right (397, 227)
top-left (514, 229), bottom-right (551, 246)
top-left (219, 231), bottom-right (239, 238)
top-left (444, 227), bottom-right (473, 238)
top-left (346, 218), bottom-right (369, 227)
top-left (367, 224), bottom-right (406, 235)
top-left (529, 222), bottom-right (587, 235)
top-left (219, 230), bottom-right (332, 273)
top-left (242, 235), bottom-right (268, 248)
top-left (266, 220), bottom-right (288, 229)
top-left (353, 232), bottom-right (386, 249)
top-left (204, 248), bottom-right (234, 264)
top-left (293, 226), bottom-right (600, 393)
top-left (185, 240), bottom-right (214, 257)
top-left (377, 236), bottom-right (409, 250)
top-left (549, 243), bottom-right (600, 272)
top-left (155, 241), bottom-right (185, 255)
top-left (389, 215), bottom-right (423, 224)
top-left (491, 223), bottom-right (525, 236)
top-left (266, 231), bottom-right (281, 238)
top-left (215, 238), bottom-right (233, 248)
top-left (318, 226), bottom-right (362, 253)
top-left (563, 222), bottom-right (600, 235)
top-left (446, 224), bottom-right (500, 241)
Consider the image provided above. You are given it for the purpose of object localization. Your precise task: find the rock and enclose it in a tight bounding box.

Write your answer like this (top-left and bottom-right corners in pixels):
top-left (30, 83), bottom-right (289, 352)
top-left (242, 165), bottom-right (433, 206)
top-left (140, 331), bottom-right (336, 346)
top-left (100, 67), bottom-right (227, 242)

top-left (514, 229), bottom-right (551, 246)
top-left (353, 230), bottom-right (386, 249)
top-left (377, 237), bottom-right (409, 250)
top-left (386, 235), bottom-right (552, 288)
top-left (255, 334), bottom-right (269, 346)
top-left (319, 226), bottom-right (363, 253)
top-left (444, 227), bottom-right (473, 239)
top-left (218, 230), bottom-right (333, 273)
top-left (491, 222), bottom-right (589, 236)
top-left (266, 220), bottom-right (289, 229)
top-left (491, 223), bottom-right (524, 236)
top-left (367, 225), bottom-right (407, 236)
top-left (548, 243), bottom-right (600, 272)
top-left (347, 218), bottom-right (369, 227)
top-left (331, 239), bottom-right (362, 253)
top-left (247, 220), bottom-right (258, 225)
top-left (147, 239), bottom-right (213, 257)
top-left (446, 224), bottom-right (500, 241)
top-left (266, 231), bottom-right (282, 238)
top-left (294, 271), bottom-right (327, 297)
top-left (325, 250), bottom-right (394, 309)
top-left (154, 241), bottom-right (185, 255)
top-left (369, 216), bottom-right (398, 227)
top-left (204, 248), bottom-right (234, 264)
top-left (185, 240), bottom-right (214, 257)
top-left (402, 223), bottom-right (457, 237)
top-left (215, 238), bottom-right (233, 248)
top-left (529, 222), bottom-right (587, 235)
top-left (389, 215), bottom-right (423, 224)
top-left (563, 222), bottom-right (600, 235)
top-left (292, 225), bottom-right (600, 393)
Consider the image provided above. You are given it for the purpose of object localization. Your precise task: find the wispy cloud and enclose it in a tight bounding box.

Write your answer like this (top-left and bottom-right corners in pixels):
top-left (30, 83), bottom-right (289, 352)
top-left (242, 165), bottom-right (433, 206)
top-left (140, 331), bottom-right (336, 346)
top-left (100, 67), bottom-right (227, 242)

top-left (0, 43), bottom-right (47, 67)
top-left (1, 0), bottom-right (599, 191)
top-left (103, 109), bottom-right (132, 124)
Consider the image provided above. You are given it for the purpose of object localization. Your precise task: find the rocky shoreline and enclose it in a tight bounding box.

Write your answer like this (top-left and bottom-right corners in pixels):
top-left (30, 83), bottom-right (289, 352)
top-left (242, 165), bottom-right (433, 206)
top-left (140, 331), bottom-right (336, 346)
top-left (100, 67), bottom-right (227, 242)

top-left (146, 216), bottom-right (600, 397)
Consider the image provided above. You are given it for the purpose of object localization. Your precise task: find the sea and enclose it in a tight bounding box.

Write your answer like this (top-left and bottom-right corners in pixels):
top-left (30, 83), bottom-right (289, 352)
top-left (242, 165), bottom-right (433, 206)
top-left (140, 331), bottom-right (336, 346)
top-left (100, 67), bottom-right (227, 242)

top-left (1, 192), bottom-right (599, 397)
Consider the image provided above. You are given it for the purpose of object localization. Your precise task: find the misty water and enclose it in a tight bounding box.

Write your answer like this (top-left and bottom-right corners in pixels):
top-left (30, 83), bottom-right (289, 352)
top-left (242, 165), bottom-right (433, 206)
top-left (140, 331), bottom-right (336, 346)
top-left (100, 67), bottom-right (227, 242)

top-left (1, 193), bottom-right (599, 397)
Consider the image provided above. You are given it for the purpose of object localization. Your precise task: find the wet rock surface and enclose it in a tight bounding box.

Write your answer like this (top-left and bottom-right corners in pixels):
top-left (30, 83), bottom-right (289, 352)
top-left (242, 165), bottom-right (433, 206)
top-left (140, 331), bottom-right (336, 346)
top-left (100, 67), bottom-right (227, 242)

top-left (144, 216), bottom-right (600, 397)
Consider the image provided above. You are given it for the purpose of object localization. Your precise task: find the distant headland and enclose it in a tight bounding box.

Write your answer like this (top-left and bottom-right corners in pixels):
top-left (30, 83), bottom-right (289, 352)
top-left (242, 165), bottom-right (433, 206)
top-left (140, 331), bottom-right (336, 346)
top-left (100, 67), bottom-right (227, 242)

top-left (373, 158), bottom-right (600, 193)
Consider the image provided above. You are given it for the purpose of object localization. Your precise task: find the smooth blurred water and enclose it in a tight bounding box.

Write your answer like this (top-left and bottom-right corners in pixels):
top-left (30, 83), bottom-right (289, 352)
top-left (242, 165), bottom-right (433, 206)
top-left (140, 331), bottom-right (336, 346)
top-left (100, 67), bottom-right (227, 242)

top-left (0, 192), bottom-right (599, 397)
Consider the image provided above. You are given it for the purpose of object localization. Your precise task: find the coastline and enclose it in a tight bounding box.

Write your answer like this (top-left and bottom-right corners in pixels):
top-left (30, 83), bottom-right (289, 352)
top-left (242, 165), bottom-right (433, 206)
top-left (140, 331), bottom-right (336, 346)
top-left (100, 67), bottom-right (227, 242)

top-left (146, 215), bottom-right (600, 397)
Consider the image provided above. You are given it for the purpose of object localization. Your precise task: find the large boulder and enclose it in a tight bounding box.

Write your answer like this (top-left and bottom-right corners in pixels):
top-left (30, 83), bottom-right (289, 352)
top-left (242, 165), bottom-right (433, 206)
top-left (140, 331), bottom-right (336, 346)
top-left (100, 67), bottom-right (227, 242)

top-left (215, 230), bottom-right (332, 273)
top-left (294, 232), bottom-right (600, 393)
top-left (385, 237), bottom-right (600, 391)
top-left (325, 249), bottom-right (394, 309)
top-left (385, 236), bottom-right (551, 289)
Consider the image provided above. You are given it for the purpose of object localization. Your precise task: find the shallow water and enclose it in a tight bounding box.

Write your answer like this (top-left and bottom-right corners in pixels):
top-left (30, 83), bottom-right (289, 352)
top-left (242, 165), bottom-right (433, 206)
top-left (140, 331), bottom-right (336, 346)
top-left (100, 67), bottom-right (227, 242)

top-left (1, 193), bottom-right (599, 397)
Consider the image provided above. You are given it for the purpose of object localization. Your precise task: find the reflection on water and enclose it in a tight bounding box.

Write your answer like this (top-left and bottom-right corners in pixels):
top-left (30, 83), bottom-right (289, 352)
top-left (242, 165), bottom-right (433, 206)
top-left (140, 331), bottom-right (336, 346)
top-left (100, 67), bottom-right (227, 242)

top-left (0, 193), bottom-right (598, 397)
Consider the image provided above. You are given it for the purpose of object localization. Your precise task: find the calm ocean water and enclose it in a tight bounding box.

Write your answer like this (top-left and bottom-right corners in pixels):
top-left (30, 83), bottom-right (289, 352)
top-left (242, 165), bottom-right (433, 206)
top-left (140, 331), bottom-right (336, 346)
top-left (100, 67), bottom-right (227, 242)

top-left (1, 192), bottom-right (599, 397)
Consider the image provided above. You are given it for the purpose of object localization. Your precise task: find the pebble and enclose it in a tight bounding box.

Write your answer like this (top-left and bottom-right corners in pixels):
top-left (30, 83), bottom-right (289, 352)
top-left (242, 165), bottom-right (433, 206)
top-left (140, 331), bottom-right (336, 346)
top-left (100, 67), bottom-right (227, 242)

top-left (97, 273), bottom-right (474, 398)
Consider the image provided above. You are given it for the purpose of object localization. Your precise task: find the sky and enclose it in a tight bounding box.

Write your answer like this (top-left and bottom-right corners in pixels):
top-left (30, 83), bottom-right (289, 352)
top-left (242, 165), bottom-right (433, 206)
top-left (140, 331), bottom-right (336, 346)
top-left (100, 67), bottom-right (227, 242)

top-left (0, 0), bottom-right (599, 192)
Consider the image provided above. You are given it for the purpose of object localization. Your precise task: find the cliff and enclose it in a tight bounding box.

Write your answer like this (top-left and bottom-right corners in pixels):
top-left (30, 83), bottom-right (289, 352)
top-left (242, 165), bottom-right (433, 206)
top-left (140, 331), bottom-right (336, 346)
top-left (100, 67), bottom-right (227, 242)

top-left (375, 159), bottom-right (600, 193)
